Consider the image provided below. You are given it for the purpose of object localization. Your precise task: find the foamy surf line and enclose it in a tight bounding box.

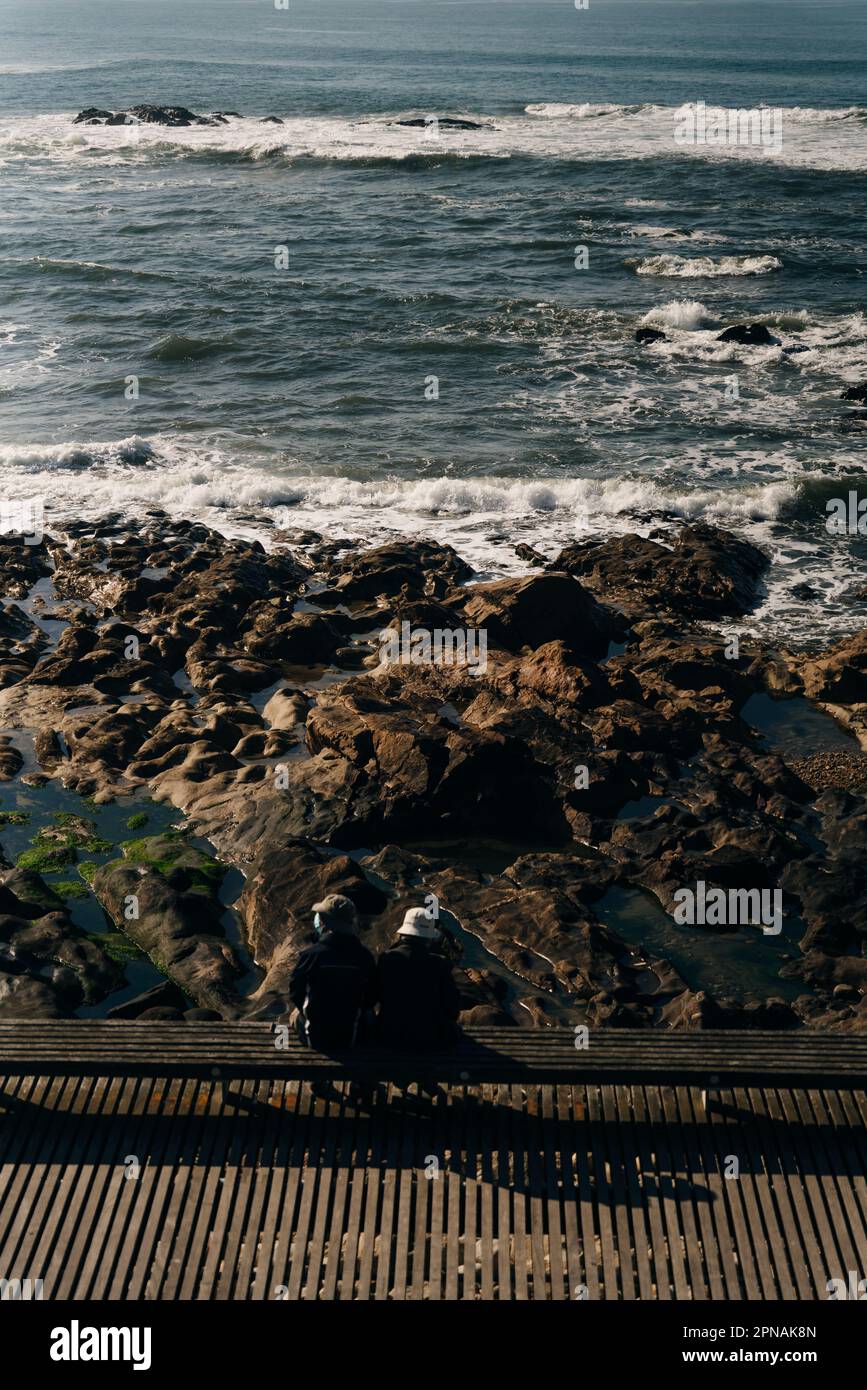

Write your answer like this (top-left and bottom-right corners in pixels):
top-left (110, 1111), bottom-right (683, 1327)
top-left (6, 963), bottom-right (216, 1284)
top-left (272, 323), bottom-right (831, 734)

top-left (0, 437), bottom-right (797, 549)
top-left (3, 439), bottom-right (859, 643)
top-left (628, 254), bottom-right (783, 278)
top-left (2, 104), bottom-right (867, 172)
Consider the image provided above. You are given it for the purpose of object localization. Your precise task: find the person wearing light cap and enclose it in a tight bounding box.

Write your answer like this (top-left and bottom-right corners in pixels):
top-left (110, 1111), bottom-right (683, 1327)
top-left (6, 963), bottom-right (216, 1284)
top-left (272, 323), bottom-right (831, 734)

top-left (377, 906), bottom-right (461, 1050)
top-left (289, 893), bottom-right (378, 1051)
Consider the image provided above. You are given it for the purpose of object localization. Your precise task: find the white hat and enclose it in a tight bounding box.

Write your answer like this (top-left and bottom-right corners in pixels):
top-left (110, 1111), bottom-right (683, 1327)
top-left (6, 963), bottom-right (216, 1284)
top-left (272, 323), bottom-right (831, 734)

top-left (397, 907), bottom-right (441, 940)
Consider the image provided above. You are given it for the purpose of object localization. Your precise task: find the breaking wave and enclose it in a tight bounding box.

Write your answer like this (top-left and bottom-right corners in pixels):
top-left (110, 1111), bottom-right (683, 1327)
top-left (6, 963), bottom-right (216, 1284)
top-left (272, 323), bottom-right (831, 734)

top-left (629, 253), bottom-right (783, 278)
top-left (2, 105), bottom-right (866, 172)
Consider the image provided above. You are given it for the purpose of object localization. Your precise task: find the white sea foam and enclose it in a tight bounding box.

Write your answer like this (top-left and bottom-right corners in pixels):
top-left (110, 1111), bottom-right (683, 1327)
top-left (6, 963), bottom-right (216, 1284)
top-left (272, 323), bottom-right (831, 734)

top-left (626, 225), bottom-right (729, 243)
top-left (630, 254), bottom-right (781, 277)
top-left (639, 304), bottom-right (867, 376)
top-left (639, 298), bottom-right (717, 331)
top-left (1, 104), bottom-right (866, 172)
top-left (0, 434), bottom-right (797, 540)
top-left (2, 434), bottom-right (860, 642)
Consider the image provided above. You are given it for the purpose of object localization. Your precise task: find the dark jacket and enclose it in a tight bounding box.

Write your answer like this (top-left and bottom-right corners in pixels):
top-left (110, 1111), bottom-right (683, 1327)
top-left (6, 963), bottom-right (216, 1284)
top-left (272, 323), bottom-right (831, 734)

top-left (289, 930), bottom-right (378, 1050)
top-left (377, 938), bottom-right (461, 1049)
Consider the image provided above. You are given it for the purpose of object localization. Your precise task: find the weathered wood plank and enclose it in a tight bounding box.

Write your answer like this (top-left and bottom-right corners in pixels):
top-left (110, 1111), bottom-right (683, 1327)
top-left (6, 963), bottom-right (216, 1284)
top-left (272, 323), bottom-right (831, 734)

top-left (3, 1060), bottom-right (864, 1303)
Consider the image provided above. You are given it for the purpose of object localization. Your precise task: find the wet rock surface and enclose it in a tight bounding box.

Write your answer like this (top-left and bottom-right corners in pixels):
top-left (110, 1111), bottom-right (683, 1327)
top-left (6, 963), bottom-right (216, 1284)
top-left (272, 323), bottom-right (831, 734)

top-left (552, 523), bottom-right (770, 621)
top-left (0, 516), bottom-right (865, 1030)
top-left (716, 323), bottom-right (781, 346)
top-left (73, 105), bottom-right (231, 127)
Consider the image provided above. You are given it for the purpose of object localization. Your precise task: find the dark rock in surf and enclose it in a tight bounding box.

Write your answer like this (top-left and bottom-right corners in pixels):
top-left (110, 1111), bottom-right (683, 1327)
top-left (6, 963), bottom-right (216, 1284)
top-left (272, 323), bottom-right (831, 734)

top-left (72, 107), bottom-right (114, 125)
top-left (716, 323), bottom-right (780, 346)
top-left (841, 383), bottom-right (867, 404)
top-left (125, 104), bottom-right (206, 126)
top-left (514, 543), bottom-right (548, 567)
top-left (394, 116), bottom-right (488, 131)
top-left (332, 539), bottom-right (473, 603)
top-left (260, 116), bottom-right (284, 125)
top-left (553, 523), bottom-right (769, 621)
top-left (0, 534), bottom-right (53, 596)
top-left (635, 327), bottom-right (667, 345)
top-left (73, 105), bottom-right (221, 128)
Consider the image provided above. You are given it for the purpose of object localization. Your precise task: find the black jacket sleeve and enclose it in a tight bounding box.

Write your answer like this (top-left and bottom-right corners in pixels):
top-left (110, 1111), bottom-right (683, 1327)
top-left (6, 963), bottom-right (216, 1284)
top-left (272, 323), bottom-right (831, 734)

top-left (439, 959), bottom-right (461, 1022)
top-left (288, 946), bottom-right (316, 1010)
top-left (361, 951), bottom-right (379, 1010)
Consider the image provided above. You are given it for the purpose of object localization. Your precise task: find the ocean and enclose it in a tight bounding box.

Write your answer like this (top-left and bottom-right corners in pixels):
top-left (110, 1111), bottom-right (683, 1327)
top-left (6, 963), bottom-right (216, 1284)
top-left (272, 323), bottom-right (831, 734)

top-left (1, 0), bottom-right (865, 643)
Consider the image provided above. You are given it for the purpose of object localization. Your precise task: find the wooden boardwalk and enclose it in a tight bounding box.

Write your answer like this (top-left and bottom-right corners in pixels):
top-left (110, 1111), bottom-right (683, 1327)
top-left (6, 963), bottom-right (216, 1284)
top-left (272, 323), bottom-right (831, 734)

top-left (1, 1071), bottom-right (865, 1300)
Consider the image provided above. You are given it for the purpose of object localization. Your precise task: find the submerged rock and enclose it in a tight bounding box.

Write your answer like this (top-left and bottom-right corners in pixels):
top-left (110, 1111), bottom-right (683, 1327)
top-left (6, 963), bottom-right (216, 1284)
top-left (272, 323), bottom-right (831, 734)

top-left (92, 832), bottom-right (243, 1016)
top-left (0, 866), bottom-right (119, 1016)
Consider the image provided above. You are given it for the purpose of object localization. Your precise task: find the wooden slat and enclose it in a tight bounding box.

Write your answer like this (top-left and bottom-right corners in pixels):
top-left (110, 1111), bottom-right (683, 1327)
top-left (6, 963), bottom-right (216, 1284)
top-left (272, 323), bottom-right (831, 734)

top-left (390, 1089), bottom-right (415, 1300)
top-left (372, 1084), bottom-right (400, 1299)
top-left (443, 1086), bottom-right (463, 1301)
top-left (541, 1084), bottom-right (566, 1300)
top-left (231, 1080), bottom-right (288, 1299)
top-left (495, 1082), bottom-right (513, 1299)
top-left (265, 1078), bottom-right (316, 1300)
top-left (213, 1080), bottom-right (274, 1299)
top-left (160, 1078), bottom-right (230, 1300)
top-left (819, 1089), bottom-right (867, 1275)
top-left (354, 1081), bottom-right (387, 1301)
top-left (1, 1024), bottom-right (864, 1090)
top-left (96, 1077), bottom-right (170, 1299)
top-left (321, 1086), bottom-right (359, 1302)
top-left (461, 1086), bottom-right (479, 1300)
top-left (710, 1087), bottom-right (763, 1298)
top-left (478, 1084), bottom-right (495, 1300)
top-left (250, 1080), bottom-right (299, 1299)
top-left (645, 1085), bottom-right (691, 1300)
top-left (602, 1084), bottom-right (637, 1299)
top-left (524, 1085), bottom-right (547, 1298)
top-left (425, 1086), bottom-right (446, 1300)
top-left (122, 1073), bottom-right (194, 1301)
top-left (675, 1085), bottom-right (725, 1300)
top-left (135, 1078), bottom-right (209, 1300)
top-left (739, 1086), bottom-right (796, 1299)
top-left (285, 1082), bottom-right (329, 1300)
top-left (0, 1074), bottom-right (93, 1287)
top-left (409, 1090), bottom-right (432, 1300)
top-left (614, 1085), bottom-right (655, 1300)
top-left (3, 1056), bottom-right (866, 1303)
top-left (50, 1074), bottom-right (133, 1299)
top-left (575, 1084), bottom-right (601, 1300)
top-left (301, 1082), bottom-right (343, 1301)
top-left (728, 1086), bottom-right (778, 1299)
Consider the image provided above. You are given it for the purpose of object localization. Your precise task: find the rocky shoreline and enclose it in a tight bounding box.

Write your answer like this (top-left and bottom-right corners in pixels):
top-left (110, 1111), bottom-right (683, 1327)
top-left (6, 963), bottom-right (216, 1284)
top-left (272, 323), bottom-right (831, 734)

top-left (0, 515), bottom-right (865, 1032)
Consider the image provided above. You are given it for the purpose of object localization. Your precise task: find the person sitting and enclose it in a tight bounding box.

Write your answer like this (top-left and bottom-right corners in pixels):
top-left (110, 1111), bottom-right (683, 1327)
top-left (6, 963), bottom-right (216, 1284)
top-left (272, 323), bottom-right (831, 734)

top-left (289, 894), bottom-right (377, 1051)
top-left (377, 907), bottom-right (461, 1050)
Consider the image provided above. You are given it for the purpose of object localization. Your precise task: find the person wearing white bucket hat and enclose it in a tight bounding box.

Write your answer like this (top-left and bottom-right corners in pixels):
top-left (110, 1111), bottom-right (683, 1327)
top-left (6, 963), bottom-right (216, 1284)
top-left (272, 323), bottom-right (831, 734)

top-left (397, 907), bottom-right (442, 940)
top-left (377, 906), bottom-right (461, 1049)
